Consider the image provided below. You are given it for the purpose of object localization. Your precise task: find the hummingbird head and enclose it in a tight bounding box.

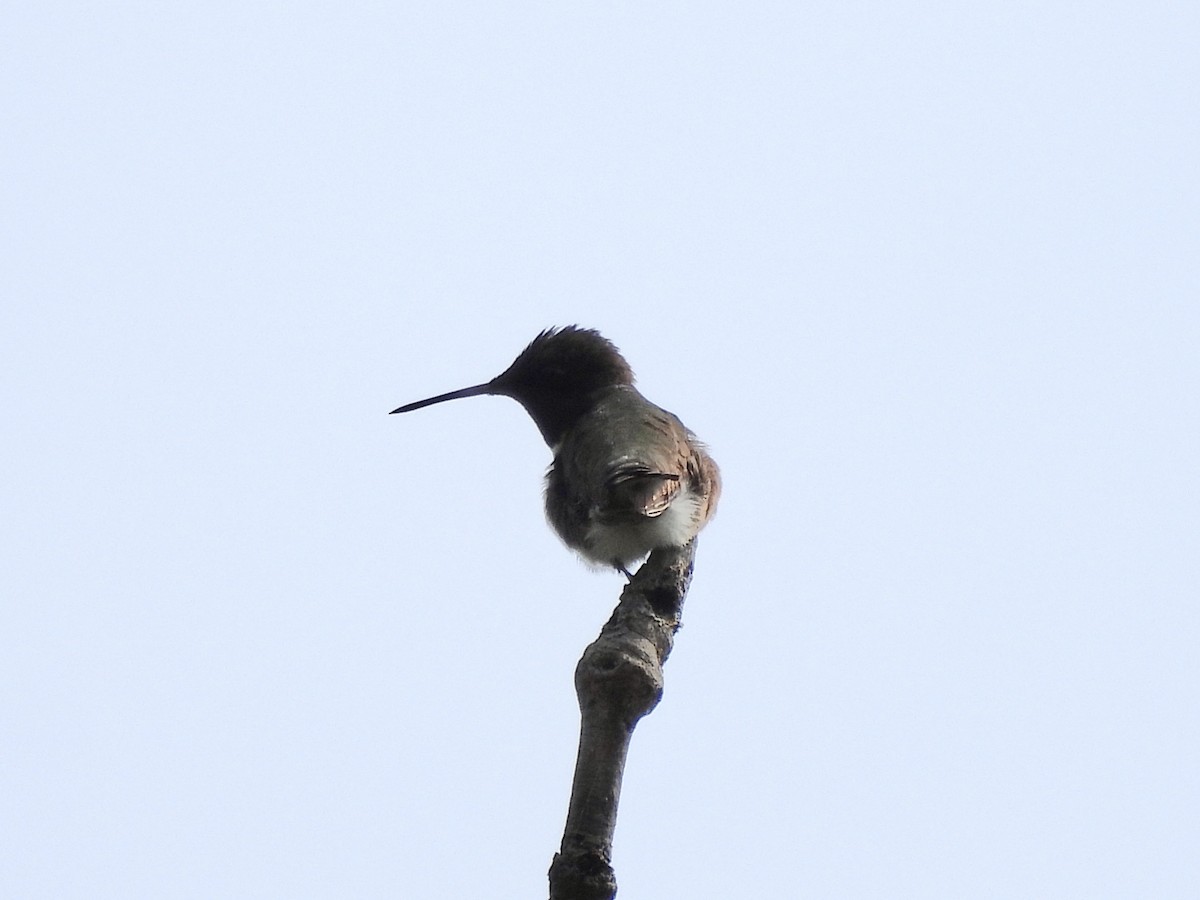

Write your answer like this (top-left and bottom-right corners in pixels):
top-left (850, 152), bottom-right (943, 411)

top-left (390, 326), bottom-right (635, 448)
top-left (489, 327), bottom-right (635, 446)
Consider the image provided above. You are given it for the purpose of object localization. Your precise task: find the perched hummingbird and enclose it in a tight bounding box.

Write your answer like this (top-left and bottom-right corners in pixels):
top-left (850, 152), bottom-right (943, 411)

top-left (390, 326), bottom-right (720, 576)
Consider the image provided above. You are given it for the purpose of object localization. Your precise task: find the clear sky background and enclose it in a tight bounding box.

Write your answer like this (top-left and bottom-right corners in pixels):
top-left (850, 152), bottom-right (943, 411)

top-left (3, 2), bottom-right (1197, 897)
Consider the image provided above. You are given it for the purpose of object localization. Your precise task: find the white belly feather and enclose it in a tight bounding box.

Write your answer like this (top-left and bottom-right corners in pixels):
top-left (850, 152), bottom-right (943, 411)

top-left (581, 486), bottom-right (704, 567)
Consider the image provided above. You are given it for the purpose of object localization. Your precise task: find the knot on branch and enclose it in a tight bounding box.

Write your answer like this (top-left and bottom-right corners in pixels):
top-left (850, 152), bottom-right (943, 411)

top-left (575, 637), bottom-right (664, 726)
top-left (548, 843), bottom-right (617, 900)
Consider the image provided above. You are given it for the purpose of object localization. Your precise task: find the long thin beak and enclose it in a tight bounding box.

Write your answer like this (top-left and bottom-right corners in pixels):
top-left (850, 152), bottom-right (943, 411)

top-left (389, 382), bottom-right (494, 415)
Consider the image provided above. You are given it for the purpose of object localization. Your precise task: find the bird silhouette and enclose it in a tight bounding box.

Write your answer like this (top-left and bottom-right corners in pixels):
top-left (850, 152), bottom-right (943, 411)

top-left (391, 326), bottom-right (719, 576)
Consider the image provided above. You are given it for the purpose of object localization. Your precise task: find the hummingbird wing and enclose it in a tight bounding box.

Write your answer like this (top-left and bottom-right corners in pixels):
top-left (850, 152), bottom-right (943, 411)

top-left (604, 465), bottom-right (681, 519)
top-left (592, 392), bottom-right (697, 524)
top-left (544, 385), bottom-right (720, 566)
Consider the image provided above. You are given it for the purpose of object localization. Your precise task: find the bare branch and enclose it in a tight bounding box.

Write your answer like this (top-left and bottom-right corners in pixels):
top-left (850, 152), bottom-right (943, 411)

top-left (548, 542), bottom-right (697, 900)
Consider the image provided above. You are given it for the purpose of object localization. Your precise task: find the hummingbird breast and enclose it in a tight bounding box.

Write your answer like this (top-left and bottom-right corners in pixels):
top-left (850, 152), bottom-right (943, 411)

top-left (543, 386), bottom-right (720, 570)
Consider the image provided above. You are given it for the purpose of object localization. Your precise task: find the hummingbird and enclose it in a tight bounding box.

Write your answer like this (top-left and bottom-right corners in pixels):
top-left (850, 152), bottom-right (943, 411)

top-left (390, 326), bottom-right (720, 577)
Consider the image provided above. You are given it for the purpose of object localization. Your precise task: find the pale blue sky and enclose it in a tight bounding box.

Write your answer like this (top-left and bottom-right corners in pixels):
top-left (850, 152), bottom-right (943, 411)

top-left (3, 2), bottom-right (1197, 897)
